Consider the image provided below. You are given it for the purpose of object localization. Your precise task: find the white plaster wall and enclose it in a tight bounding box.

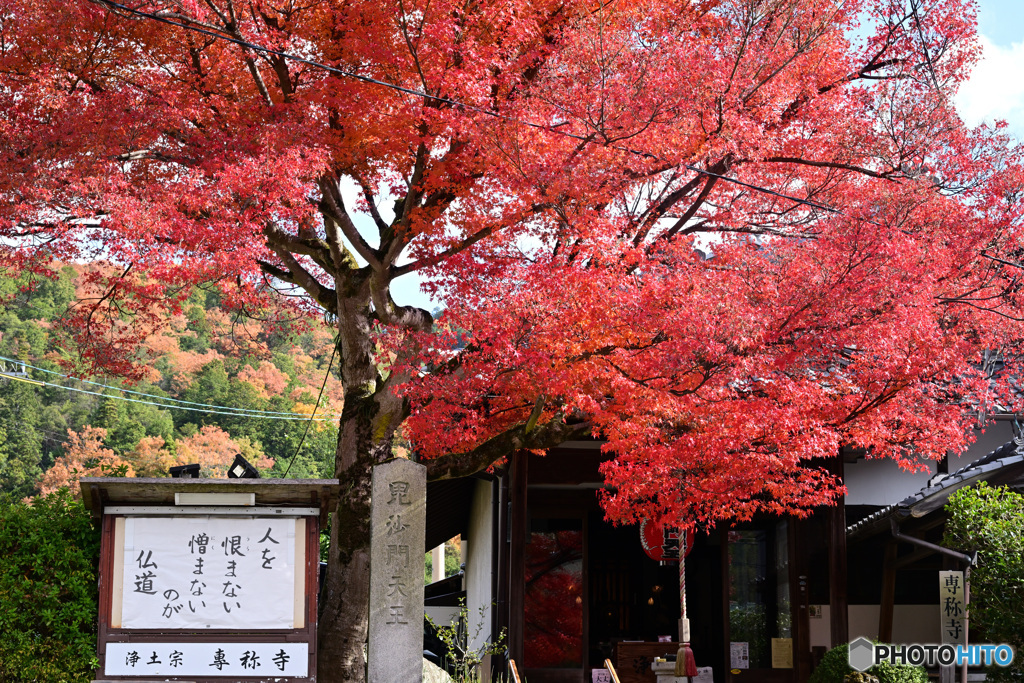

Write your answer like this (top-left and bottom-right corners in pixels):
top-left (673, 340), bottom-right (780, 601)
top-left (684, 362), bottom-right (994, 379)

top-left (427, 605), bottom-right (460, 628)
top-left (466, 479), bottom-right (495, 655)
top-left (844, 459), bottom-right (938, 506)
top-left (845, 419), bottom-right (1016, 506)
top-left (808, 605), bottom-right (942, 648)
top-left (949, 420), bottom-right (1014, 472)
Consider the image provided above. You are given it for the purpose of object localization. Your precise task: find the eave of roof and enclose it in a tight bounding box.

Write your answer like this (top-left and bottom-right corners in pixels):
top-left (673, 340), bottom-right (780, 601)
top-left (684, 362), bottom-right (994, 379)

top-left (79, 476), bottom-right (341, 524)
top-left (846, 439), bottom-right (1024, 541)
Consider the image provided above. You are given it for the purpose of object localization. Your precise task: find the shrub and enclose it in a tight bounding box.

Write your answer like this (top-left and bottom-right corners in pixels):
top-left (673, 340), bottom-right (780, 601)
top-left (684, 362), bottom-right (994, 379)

top-left (809, 643), bottom-right (927, 683)
top-left (0, 490), bottom-right (101, 682)
top-left (945, 483), bottom-right (1024, 683)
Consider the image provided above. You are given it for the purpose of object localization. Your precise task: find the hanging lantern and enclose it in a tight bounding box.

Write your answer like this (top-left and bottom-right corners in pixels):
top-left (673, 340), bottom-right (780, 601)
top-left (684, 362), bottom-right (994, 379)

top-left (639, 519), bottom-right (693, 563)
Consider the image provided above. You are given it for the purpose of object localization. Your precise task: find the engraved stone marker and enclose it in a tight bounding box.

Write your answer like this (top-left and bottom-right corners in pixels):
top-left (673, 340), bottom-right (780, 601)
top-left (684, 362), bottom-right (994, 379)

top-left (368, 458), bottom-right (426, 683)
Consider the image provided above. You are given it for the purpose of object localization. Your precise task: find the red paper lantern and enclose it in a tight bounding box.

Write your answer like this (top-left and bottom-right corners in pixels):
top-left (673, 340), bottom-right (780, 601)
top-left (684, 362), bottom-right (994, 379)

top-left (639, 520), bottom-right (694, 562)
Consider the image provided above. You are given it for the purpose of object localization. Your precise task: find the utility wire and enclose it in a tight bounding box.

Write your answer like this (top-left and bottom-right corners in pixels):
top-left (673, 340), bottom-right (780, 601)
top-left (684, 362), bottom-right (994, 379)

top-left (283, 342), bottom-right (339, 477)
top-left (95, 0), bottom-right (839, 216)
top-left (0, 353), bottom-right (342, 419)
top-left (0, 371), bottom-right (338, 421)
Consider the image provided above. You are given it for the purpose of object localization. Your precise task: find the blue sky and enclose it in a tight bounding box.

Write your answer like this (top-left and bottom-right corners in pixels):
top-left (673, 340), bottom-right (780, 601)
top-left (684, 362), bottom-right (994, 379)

top-left (977, 0), bottom-right (1024, 48)
top-left (956, 0), bottom-right (1024, 137)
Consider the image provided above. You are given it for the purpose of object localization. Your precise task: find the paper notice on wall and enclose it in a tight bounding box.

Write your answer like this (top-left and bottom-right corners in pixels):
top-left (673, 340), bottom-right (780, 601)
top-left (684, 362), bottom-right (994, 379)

top-left (693, 667), bottom-right (714, 683)
top-left (121, 516), bottom-right (297, 629)
top-left (771, 638), bottom-right (793, 668)
top-left (730, 642), bottom-right (749, 669)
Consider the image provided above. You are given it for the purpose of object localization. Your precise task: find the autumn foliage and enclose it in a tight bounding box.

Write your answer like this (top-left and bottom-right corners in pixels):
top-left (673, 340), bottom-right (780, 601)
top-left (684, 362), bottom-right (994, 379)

top-left (3, 0), bottom-right (1024, 678)
top-left (38, 423), bottom-right (275, 497)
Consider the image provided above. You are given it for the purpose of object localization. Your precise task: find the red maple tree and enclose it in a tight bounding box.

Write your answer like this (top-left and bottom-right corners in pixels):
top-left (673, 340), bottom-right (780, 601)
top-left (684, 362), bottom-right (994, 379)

top-left (2, 0), bottom-right (1023, 679)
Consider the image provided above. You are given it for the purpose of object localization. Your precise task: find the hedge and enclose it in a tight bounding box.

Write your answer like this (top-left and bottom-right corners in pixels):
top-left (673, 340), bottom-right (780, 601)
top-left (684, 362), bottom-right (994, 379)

top-left (0, 490), bottom-right (100, 682)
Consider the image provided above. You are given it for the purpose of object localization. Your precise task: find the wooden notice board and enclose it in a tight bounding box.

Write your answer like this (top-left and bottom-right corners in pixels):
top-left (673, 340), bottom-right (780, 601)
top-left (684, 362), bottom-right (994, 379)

top-left (81, 477), bottom-right (339, 683)
top-left (614, 641), bottom-right (679, 683)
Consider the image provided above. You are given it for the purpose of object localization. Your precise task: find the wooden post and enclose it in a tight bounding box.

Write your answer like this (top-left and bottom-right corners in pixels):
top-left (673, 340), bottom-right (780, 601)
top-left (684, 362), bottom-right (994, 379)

top-left (431, 544), bottom-right (444, 583)
top-left (509, 659), bottom-right (521, 683)
top-left (878, 542), bottom-right (897, 642)
top-left (828, 456), bottom-right (849, 646)
top-left (792, 518), bottom-right (812, 681)
top-left (508, 451), bottom-right (528, 668)
top-left (604, 658), bottom-right (622, 683)
top-left (961, 569), bottom-right (970, 683)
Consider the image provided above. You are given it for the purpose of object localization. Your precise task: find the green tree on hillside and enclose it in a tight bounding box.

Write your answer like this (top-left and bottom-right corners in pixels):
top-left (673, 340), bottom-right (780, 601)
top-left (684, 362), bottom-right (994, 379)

top-left (0, 379), bottom-right (44, 498)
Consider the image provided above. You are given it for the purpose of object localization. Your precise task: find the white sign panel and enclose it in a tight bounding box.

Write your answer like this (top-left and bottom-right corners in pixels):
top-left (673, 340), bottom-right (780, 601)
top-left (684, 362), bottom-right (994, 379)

top-left (730, 641), bottom-right (749, 669)
top-left (939, 570), bottom-right (966, 645)
top-left (121, 516), bottom-right (297, 629)
top-left (105, 642), bottom-right (308, 677)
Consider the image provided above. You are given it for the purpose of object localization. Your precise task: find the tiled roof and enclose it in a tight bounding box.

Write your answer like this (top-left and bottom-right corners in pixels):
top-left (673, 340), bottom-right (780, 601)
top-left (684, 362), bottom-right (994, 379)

top-left (845, 439), bottom-right (1024, 540)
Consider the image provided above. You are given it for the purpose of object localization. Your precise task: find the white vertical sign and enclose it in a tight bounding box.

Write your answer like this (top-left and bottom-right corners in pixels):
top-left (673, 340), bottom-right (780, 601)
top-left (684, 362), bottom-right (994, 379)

top-left (939, 570), bottom-right (966, 645)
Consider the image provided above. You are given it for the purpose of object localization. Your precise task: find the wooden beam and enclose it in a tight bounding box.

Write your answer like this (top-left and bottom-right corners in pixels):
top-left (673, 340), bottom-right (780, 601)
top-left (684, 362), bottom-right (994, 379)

top-left (828, 457), bottom-right (849, 646)
top-left (508, 451), bottom-right (528, 667)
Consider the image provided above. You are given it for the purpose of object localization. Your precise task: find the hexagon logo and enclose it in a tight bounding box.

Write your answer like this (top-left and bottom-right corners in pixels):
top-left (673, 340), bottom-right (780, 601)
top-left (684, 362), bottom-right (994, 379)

top-left (848, 637), bottom-right (875, 672)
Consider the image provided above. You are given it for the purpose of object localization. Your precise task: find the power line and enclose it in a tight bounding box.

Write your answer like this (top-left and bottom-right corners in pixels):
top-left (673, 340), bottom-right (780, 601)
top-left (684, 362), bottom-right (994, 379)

top-left (283, 342), bottom-right (339, 477)
top-left (0, 353), bottom-right (342, 419)
top-left (0, 370), bottom-right (338, 421)
top-left (95, 0), bottom-right (838, 216)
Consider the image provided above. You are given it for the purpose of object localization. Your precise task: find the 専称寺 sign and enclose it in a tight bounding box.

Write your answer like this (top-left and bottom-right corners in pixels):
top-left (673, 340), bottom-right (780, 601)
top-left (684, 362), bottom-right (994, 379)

top-left (939, 570), bottom-right (966, 645)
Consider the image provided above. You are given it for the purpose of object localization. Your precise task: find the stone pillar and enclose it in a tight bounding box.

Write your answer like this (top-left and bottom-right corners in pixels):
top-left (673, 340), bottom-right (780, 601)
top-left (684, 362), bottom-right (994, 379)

top-left (368, 458), bottom-right (426, 683)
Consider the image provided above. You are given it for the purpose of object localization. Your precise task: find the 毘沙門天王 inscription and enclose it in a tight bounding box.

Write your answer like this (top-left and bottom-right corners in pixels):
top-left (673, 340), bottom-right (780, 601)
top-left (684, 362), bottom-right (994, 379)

top-left (368, 459), bottom-right (426, 683)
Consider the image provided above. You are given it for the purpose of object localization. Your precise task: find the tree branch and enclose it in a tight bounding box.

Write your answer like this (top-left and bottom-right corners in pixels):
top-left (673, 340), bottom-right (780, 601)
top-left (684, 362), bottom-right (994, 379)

top-left (257, 251), bottom-right (338, 314)
top-left (762, 156), bottom-right (899, 181)
top-left (425, 411), bottom-right (592, 480)
top-left (319, 176), bottom-right (381, 269)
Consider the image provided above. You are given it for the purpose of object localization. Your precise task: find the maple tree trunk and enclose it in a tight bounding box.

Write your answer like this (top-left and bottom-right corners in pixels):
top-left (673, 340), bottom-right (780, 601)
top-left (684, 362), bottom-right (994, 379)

top-left (317, 295), bottom-right (411, 683)
top-left (317, 391), bottom-right (395, 683)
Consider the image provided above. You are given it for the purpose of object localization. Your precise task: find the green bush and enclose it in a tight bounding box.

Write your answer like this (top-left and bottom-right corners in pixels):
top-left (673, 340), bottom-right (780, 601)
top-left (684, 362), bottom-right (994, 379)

top-left (809, 643), bottom-right (927, 683)
top-left (0, 490), bottom-right (101, 682)
top-left (945, 483), bottom-right (1024, 683)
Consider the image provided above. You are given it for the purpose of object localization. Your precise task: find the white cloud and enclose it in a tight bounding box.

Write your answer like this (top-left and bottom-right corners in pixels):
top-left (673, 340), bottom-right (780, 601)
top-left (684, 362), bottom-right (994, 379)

top-left (955, 35), bottom-right (1024, 139)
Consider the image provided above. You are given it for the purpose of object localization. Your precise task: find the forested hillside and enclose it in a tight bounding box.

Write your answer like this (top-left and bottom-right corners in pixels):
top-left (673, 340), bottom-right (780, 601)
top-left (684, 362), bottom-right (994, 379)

top-left (0, 264), bottom-right (345, 499)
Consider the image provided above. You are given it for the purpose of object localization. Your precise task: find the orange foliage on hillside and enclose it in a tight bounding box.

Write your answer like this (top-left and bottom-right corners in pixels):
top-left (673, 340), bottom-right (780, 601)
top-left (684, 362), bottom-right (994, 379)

top-left (39, 426), bottom-right (275, 496)
top-left (38, 427), bottom-right (135, 497)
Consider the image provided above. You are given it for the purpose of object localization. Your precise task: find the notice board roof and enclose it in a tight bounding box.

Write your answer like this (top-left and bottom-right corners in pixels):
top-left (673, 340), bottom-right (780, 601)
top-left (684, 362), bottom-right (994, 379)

top-left (80, 477), bottom-right (340, 524)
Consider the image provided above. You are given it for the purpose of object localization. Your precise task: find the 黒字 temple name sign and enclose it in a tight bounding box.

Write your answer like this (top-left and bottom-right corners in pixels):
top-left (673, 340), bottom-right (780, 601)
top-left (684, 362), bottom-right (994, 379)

top-left (105, 642), bottom-right (308, 677)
